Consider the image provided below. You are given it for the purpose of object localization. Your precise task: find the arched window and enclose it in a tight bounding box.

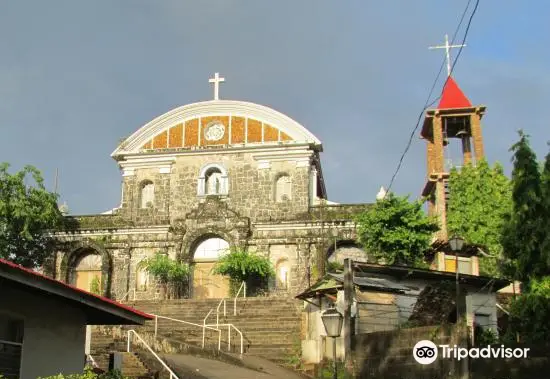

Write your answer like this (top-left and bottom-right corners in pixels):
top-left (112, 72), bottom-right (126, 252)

top-left (193, 238), bottom-right (229, 261)
top-left (275, 174), bottom-right (292, 202)
top-left (140, 181), bottom-right (155, 208)
top-left (197, 164), bottom-right (228, 196)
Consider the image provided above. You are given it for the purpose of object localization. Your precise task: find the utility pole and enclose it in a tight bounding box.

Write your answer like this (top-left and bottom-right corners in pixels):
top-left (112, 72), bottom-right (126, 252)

top-left (54, 168), bottom-right (59, 195)
top-left (343, 258), bottom-right (354, 375)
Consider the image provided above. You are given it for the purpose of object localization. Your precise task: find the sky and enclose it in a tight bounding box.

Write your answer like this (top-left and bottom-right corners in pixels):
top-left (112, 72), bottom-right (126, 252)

top-left (1, 1), bottom-right (549, 214)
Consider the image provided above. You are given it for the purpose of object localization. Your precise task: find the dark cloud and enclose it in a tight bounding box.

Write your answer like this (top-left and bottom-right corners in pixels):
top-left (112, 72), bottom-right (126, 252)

top-left (0, 0), bottom-right (548, 213)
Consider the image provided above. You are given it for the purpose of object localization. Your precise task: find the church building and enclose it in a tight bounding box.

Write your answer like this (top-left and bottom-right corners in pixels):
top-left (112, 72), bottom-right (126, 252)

top-left (47, 73), bottom-right (369, 300)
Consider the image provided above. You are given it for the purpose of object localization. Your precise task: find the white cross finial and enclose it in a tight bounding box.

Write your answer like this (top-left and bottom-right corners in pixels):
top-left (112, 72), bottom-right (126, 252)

top-left (208, 72), bottom-right (225, 100)
top-left (429, 34), bottom-right (466, 77)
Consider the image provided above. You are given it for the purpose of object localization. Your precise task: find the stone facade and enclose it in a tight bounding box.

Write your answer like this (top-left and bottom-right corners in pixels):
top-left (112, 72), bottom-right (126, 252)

top-left (49, 100), bottom-right (372, 300)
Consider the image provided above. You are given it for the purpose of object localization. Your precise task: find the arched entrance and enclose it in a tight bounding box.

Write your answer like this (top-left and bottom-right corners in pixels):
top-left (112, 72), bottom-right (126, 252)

top-left (74, 254), bottom-right (102, 293)
top-left (64, 246), bottom-right (112, 297)
top-left (192, 237), bottom-right (230, 299)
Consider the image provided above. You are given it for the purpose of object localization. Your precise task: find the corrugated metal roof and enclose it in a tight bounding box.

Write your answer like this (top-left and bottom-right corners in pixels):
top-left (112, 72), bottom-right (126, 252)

top-left (328, 273), bottom-right (410, 292)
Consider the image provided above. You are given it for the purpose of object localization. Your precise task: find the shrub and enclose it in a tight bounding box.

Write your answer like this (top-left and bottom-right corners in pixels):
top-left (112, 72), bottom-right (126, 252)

top-left (38, 367), bottom-right (127, 379)
top-left (212, 248), bottom-right (274, 296)
top-left (90, 276), bottom-right (101, 295)
top-left (144, 253), bottom-right (190, 298)
top-left (504, 276), bottom-right (550, 344)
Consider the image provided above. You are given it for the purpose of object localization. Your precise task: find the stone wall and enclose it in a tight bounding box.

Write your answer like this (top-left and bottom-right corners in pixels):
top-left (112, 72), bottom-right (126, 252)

top-left (119, 151), bottom-right (312, 224)
top-left (352, 324), bottom-right (468, 379)
top-left (51, 145), bottom-right (368, 300)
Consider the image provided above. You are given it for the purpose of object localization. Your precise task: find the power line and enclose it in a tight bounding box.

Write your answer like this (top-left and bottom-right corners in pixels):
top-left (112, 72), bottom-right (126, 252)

top-left (384, 0), bottom-right (480, 196)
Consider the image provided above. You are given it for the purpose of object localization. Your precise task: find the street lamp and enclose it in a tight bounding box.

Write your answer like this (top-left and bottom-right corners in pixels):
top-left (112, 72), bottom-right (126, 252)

top-left (321, 306), bottom-right (343, 379)
top-left (449, 235), bottom-right (465, 322)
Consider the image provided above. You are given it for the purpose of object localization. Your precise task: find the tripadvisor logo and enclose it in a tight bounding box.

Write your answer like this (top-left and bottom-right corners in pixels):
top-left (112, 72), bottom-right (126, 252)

top-left (413, 340), bottom-right (530, 365)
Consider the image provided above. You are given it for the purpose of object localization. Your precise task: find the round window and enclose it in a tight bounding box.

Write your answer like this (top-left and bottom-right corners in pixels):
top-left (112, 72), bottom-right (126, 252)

top-left (204, 122), bottom-right (225, 141)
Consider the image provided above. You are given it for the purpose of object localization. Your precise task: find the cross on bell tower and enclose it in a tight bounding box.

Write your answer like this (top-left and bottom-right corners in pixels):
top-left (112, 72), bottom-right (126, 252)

top-left (420, 35), bottom-right (486, 241)
top-left (429, 34), bottom-right (466, 77)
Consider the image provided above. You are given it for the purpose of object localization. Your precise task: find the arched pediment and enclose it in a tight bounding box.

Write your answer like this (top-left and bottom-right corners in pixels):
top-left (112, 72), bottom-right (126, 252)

top-left (112, 100), bottom-right (322, 158)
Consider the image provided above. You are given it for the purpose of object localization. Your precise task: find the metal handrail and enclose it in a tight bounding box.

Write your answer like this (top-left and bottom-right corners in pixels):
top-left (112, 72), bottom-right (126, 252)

top-left (206, 323), bottom-right (244, 355)
top-left (0, 339), bottom-right (22, 347)
top-left (216, 298), bottom-right (226, 328)
top-left (86, 354), bottom-right (98, 368)
top-left (127, 330), bottom-right (179, 379)
top-left (203, 309), bottom-right (213, 348)
top-left (121, 288), bottom-right (136, 301)
top-left (153, 314), bottom-right (221, 350)
top-left (234, 281), bottom-right (246, 315)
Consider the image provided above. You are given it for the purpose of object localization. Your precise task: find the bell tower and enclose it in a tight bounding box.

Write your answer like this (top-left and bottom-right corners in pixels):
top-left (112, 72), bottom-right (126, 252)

top-left (420, 76), bottom-right (486, 240)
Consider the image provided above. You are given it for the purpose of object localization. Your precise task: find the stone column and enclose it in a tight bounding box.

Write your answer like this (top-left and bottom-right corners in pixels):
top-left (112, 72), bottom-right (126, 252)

top-left (470, 111), bottom-right (485, 163)
top-left (432, 114), bottom-right (444, 173)
top-left (432, 114), bottom-right (448, 239)
top-left (436, 178), bottom-right (448, 240)
top-left (427, 137), bottom-right (436, 175)
top-left (461, 136), bottom-right (472, 165)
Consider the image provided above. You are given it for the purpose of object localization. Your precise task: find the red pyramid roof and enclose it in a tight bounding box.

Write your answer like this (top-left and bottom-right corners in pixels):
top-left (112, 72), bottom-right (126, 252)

top-left (438, 76), bottom-right (472, 109)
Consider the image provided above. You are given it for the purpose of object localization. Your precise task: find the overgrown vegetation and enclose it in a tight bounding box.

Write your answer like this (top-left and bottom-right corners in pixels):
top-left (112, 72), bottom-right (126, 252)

top-left (212, 248), bottom-right (274, 296)
top-left (38, 367), bottom-right (128, 379)
top-left (326, 261), bottom-right (344, 273)
top-left (90, 276), bottom-right (101, 295)
top-left (447, 159), bottom-right (512, 277)
top-left (504, 276), bottom-right (550, 344)
top-left (316, 360), bottom-right (352, 379)
top-left (144, 252), bottom-right (190, 299)
top-left (0, 163), bottom-right (63, 268)
top-left (355, 193), bottom-right (439, 267)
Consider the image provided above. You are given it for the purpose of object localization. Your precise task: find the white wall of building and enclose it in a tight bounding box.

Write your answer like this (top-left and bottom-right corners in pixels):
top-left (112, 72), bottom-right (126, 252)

top-left (2, 286), bottom-right (87, 379)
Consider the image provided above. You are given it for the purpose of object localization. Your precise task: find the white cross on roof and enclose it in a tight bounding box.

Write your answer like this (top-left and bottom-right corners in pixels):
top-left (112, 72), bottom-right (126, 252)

top-left (208, 72), bottom-right (225, 100)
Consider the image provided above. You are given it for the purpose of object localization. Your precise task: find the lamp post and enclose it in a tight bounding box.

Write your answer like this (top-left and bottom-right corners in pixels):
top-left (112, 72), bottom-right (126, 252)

top-left (449, 235), bottom-right (465, 322)
top-left (321, 306), bottom-right (344, 379)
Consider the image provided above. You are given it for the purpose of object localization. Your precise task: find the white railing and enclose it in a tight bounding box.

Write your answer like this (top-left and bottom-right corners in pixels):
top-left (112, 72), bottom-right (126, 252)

top-left (127, 330), bottom-right (179, 379)
top-left (153, 314), bottom-right (221, 350)
top-left (86, 354), bottom-right (98, 368)
top-left (205, 323), bottom-right (244, 355)
top-left (202, 309), bottom-right (214, 348)
top-left (121, 288), bottom-right (136, 301)
top-left (0, 339), bottom-right (22, 347)
top-left (234, 281), bottom-right (246, 315)
top-left (216, 298), bottom-right (226, 328)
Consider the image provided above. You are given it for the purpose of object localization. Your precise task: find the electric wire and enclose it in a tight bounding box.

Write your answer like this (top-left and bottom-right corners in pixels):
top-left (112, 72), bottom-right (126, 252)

top-left (384, 0), bottom-right (480, 196)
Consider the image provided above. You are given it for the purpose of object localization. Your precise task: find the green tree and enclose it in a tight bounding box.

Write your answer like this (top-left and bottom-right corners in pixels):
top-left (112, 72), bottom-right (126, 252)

top-left (447, 159), bottom-right (512, 277)
top-left (504, 276), bottom-right (550, 344)
top-left (355, 193), bottom-right (439, 266)
top-left (501, 131), bottom-right (548, 285)
top-left (0, 163), bottom-right (62, 268)
top-left (541, 149), bottom-right (550, 270)
top-left (212, 248), bottom-right (274, 296)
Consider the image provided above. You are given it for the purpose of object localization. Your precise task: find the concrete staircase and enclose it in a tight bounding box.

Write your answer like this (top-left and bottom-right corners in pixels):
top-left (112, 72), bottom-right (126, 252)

top-left (121, 297), bottom-right (302, 364)
top-left (89, 333), bottom-right (153, 378)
